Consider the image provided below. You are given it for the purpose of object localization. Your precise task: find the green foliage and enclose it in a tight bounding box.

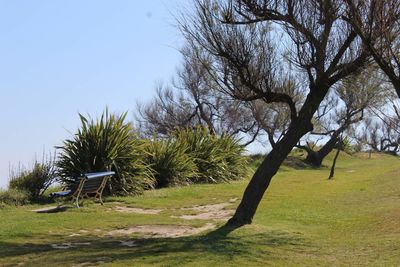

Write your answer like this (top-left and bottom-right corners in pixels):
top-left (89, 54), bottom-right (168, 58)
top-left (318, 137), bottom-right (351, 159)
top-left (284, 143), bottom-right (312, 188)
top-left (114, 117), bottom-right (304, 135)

top-left (9, 158), bottom-right (56, 198)
top-left (247, 153), bottom-right (268, 171)
top-left (143, 127), bottom-right (247, 188)
top-left (340, 137), bottom-right (361, 155)
top-left (0, 188), bottom-right (30, 206)
top-left (56, 109), bottom-right (154, 195)
top-left (143, 138), bottom-right (198, 188)
top-left (174, 127), bottom-right (248, 183)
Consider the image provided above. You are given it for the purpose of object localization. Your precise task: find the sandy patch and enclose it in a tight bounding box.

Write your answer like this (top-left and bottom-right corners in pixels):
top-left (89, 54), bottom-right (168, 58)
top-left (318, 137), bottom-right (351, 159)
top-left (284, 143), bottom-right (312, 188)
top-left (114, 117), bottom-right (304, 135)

top-left (68, 233), bottom-right (81, 237)
top-left (120, 240), bottom-right (137, 247)
top-left (178, 203), bottom-right (234, 220)
top-left (51, 242), bottom-right (91, 249)
top-left (179, 210), bottom-right (233, 220)
top-left (72, 261), bottom-right (105, 267)
top-left (107, 223), bottom-right (215, 238)
top-left (181, 203), bottom-right (230, 212)
top-left (68, 229), bottom-right (89, 237)
top-left (113, 206), bottom-right (162, 215)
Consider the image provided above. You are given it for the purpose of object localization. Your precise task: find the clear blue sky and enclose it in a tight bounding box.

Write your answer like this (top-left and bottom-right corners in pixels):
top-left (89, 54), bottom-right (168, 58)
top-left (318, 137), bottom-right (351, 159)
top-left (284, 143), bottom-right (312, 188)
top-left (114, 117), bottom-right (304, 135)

top-left (0, 0), bottom-right (186, 188)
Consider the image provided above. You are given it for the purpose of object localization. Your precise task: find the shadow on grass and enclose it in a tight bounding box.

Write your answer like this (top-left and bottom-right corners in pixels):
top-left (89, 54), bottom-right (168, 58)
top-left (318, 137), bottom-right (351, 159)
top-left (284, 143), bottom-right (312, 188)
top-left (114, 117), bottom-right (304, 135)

top-left (30, 196), bottom-right (57, 205)
top-left (0, 226), bottom-right (310, 266)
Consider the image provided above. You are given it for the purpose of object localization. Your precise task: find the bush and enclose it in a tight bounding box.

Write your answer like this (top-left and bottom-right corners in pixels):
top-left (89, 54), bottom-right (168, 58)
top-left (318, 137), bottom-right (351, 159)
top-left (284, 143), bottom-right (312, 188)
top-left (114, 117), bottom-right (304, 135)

top-left (143, 138), bottom-right (198, 188)
top-left (175, 127), bottom-right (248, 183)
top-left (9, 157), bottom-right (56, 198)
top-left (57, 109), bottom-right (154, 195)
top-left (0, 189), bottom-right (30, 206)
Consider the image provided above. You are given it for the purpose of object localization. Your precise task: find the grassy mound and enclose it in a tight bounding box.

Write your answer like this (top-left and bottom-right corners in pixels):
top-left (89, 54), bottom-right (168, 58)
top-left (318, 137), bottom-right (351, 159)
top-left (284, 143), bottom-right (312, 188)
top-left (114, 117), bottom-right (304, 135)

top-left (1, 153), bottom-right (399, 266)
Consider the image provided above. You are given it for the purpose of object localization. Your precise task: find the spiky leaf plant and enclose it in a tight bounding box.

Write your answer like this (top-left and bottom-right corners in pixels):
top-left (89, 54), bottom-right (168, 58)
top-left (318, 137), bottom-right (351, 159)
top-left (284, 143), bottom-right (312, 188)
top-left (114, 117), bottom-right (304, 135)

top-left (57, 109), bottom-right (154, 195)
top-left (143, 138), bottom-right (198, 188)
top-left (174, 127), bottom-right (248, 183)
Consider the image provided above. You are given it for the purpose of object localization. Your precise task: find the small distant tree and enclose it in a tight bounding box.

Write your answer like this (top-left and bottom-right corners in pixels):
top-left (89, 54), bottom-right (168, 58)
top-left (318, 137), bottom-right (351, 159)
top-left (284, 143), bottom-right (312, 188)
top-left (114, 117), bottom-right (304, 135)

top-left (360, 100), bottom-right (400, 155)
top-left (297, 68), bottom-right (386, 166)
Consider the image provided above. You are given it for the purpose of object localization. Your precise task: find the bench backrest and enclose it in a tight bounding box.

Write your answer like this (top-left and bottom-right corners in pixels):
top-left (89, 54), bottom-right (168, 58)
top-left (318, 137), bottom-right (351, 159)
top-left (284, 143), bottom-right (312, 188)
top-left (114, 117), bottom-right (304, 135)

top-left (81, 176), bottom-right (105, 193)
top-left (65, 171), bottom-right (115, 195)
top-left (81, 171), bottom-right (115, 194)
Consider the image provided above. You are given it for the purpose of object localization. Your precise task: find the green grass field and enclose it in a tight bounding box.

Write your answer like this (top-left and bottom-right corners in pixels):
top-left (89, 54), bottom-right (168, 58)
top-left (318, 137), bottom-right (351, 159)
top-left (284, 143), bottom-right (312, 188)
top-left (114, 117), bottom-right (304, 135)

top-left (1, 153), bottom-right (399, 266)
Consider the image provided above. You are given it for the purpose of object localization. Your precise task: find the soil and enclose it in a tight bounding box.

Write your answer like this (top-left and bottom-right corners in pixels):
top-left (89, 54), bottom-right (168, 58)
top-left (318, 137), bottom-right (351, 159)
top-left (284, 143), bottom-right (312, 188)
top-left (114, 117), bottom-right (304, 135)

top-left (178, 203), bottom-right (234, 220)
top-left (106, 223), bottom-right (215, 238)
top-left (113, 206), bottom-right (162, 215)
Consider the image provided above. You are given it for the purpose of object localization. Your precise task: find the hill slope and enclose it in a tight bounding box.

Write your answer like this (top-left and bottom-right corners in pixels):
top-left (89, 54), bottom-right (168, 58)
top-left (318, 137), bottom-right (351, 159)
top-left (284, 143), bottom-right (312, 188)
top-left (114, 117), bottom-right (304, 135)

top-left (0, 153), bottom-right (399, 266)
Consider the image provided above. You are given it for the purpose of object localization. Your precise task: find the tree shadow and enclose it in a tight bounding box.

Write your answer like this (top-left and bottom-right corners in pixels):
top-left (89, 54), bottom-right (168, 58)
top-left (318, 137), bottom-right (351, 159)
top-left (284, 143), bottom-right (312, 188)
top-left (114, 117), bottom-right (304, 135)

top-left (1, 226), bottom-right (311, 266)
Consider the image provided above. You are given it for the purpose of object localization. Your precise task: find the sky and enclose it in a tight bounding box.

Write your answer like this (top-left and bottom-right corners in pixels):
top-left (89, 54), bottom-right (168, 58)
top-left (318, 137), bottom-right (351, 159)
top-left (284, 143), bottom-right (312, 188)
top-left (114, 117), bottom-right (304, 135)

top-left (0, 0), bottom-right (186, 188)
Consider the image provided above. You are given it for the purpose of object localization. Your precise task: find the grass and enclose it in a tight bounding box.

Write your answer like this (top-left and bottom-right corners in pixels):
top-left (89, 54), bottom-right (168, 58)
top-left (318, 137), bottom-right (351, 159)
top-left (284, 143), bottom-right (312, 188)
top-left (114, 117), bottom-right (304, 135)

top-left (0, 152), bottom-right (399, 266)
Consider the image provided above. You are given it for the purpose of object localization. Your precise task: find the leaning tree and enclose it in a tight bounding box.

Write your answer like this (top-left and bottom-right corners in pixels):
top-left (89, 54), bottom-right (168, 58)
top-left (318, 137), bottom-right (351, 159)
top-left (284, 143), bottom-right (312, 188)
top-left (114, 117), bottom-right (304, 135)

top-left (345, 0), bottom-right (400, 98)
top-left (180, 0), bottom-right (379, 226)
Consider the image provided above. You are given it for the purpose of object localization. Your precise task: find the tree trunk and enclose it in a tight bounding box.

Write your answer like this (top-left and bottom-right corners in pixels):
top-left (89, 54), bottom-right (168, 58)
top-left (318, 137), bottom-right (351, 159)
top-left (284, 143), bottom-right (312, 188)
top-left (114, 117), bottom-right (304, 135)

top-left (227, 117), bottom-right (313, 226)
top-left (305, 132), bottom-right (340, 167)
top-left (227, 87), bottom-right (328, 227)
top-left (328, 148), bottom-right (341, 179)
top-left (305, 151), bottom-right (323, 167)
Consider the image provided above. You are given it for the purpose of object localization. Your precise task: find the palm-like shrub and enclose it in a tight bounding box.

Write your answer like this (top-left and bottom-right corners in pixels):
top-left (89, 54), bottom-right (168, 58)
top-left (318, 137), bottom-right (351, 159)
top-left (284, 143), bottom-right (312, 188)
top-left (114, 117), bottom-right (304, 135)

top-left (143, 138), bottom-right (198, 188)
top-left (57, 110), bottom-right (154, 195)
top-left (175, 127), bottom-right (248, 183)
top-left (175, 127), bottom-right (248, 184)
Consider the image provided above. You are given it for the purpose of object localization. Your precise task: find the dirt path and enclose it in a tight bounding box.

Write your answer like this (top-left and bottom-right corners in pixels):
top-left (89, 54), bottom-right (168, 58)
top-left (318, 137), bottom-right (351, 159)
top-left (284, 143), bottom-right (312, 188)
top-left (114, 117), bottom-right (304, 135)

top-left (106, 223), bottom-right (216, 238)
top-left (52, 198), bottom-right (239, 251)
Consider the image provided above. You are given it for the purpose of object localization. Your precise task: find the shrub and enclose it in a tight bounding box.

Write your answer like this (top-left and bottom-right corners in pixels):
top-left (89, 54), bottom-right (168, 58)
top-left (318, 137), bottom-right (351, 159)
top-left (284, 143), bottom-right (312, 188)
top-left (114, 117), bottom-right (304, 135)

top-left (57, 109), bottom-right (154, 195)
top-left (0, 188), bottom-right (30, 206)
top-left (143, 138), bottom-right (198, 188)
top-left (174, 127), bottom-right (248, 184)
top-left (9, 157), bottom-right (57, 198)
top-left (248, 153), bottom-right (265, 170)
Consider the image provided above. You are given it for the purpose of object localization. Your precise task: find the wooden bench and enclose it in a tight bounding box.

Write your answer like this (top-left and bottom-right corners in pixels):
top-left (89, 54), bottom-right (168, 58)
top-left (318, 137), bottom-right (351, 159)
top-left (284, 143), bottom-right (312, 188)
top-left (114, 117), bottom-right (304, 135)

top-left (50, 171), bottom-right (115, 208)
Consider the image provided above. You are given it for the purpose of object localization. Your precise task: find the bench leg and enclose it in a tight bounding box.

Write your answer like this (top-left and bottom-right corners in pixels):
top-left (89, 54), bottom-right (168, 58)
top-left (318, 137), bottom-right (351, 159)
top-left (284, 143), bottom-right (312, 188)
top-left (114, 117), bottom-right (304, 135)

top-left (99, 194), bottom-right (104, 205)
top-left (72, 195), bottom-right (80, 208)
top-left (55, 198), bottom-right (62, 208)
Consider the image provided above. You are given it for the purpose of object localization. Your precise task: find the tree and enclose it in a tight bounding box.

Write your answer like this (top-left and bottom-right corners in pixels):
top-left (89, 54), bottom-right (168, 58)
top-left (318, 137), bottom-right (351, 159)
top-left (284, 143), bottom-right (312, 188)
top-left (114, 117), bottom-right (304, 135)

top-left (250, 100), bottom-right (291, 148)
top-left (137, 45), bottom-right (259, 144)
top-left (360, 100), bottom-right (400, 155)
top-left (344, 0), bottom-right (400, 98)
top-left (139, 43), bottom-right (299, 147)
top-left (181, 0), bottom-right (371, 226)
top-left (297, 67), bottom-right (385, 167)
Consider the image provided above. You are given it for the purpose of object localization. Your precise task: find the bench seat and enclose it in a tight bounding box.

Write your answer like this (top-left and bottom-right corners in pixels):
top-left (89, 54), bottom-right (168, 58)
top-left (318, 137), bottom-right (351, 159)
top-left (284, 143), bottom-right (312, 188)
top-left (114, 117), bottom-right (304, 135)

top-left (52, 171), bottom-right (115, 208)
